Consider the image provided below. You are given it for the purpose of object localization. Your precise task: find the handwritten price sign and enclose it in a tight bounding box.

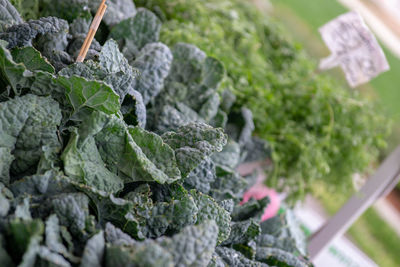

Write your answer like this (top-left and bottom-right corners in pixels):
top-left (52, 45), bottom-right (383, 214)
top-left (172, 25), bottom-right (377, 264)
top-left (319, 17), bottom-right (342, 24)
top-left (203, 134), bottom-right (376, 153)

top-left (319, 12), bottom-right (389, 87)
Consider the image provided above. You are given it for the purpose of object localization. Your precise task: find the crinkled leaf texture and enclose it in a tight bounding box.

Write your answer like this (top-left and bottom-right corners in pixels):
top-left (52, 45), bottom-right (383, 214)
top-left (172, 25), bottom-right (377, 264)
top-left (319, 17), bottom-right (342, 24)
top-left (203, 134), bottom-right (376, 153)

top-left (0, 0), bottom-right (23, 32)
top-left (0, 16), bottom-right (68, 49)
top-left (60, 39), bottom-right (139, 105)
top-left (167, 43), bottom-right (206, 85)
top-left (162, 123), bottom-right (227, 176)
top-left (215, 247), bottom-right (269, 267)
top-left (105, 221), bottom-right (218, 267)
top-left (0, 94), bottom-right (61, 184)
top-left (68, 111), bottom-right (181, 184)
top-left (191, 190), bottom-right (231, 244)
top-left (57, 75), bottom-right (121, 117)
top-left (110, 8), bottom-right (161, 58)
top-left (131, 42), bottom-right (172, 104)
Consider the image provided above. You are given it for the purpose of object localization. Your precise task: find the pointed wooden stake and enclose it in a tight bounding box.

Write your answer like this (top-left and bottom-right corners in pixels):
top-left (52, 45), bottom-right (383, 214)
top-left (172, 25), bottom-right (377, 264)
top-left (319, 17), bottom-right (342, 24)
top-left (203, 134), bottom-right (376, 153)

top-left (76, 0), bottom-right (107, 62)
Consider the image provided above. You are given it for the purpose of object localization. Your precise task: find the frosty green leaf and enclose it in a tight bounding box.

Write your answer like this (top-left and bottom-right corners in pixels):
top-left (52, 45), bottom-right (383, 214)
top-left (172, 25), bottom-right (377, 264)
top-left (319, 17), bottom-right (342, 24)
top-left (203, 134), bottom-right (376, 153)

top-left (256, 247), bottom-right (308, 267)
top-left (157, 220), bottom-right (218, 267)
top-left (184, 157), bottom-right (216, 194)
top-left (110, 8), bottom-right (161, 57)
top-left (50, 193), bottom-right (90, 236)
top-left (0, 0), bottom-right (23, 32)
top-left (0, 94), bottom-right (61, 183)
top-left (131, 42), bottom-right (172, 104)
top-left (0, 16), bottom-right (68, 48)
top-left (80, 231), bottom-right (105, 267)
top-left (162, 123), bottom-right (227, 176)
top-left (167, 43), bottom-right (206, 85)
top-left (191, 190), bottom-right (231, 243)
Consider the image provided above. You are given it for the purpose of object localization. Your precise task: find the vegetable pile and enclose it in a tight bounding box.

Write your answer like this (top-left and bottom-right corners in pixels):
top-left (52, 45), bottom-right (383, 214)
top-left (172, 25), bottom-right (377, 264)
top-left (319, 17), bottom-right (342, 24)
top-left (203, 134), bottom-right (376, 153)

top-left (0, 0), bottom-right (311, 266)
top-left (136, 0), bottom-right (390, 199)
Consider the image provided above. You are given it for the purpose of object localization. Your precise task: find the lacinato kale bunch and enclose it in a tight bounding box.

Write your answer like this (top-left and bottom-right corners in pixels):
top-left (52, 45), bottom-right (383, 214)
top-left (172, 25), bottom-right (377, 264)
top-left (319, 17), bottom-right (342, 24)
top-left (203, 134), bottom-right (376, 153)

top-left (0, 1), bottom-right (311, 266)
top-left (135, 0), bottom-right (390, 200)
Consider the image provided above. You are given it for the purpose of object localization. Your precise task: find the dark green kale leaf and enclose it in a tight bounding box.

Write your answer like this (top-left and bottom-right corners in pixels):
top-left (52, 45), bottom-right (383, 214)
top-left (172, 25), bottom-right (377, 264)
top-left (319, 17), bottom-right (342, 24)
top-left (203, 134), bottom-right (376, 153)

top-left (105, 242), bottom-right (173, 267)
top-left (10, 170), bottom-right (76, 198)
top-left (11, 46), bottom-right (55, 73)
top-left (259, 211), bottom-right (307, 256)
top-left (80, 231), bottom-right (105, 267)
top-left (0, 0), bottom-right (23, 32)
top-left (0, 182), bottom-right (12, 216)
top-left (167, 43), bottom-right (206, 85)
top-left (120, 88), bottom-right (146, 128)
top-left (157, 220), bottom-right (219, 267)
top-left (40, 0), bottom-right (88, 22)
top-left (57, 75), bottom-right (121, 117)
top-left (131, 42), bottom-right (172, 104)
top-left (50, 193), bottom-right (91, 237)
top-left (226, 107), bottom-right (255, 147)
top-left (210, 165), bottom-right (248, 202)
top-left (60, 39), bottom-right (139, 103)
top-left (162, 123), bottom-right (227, 176)
top-left (6, 218), bottom-right (44, 265)
top-left (73, 111), bottom-right (181, 184)
top-left (215, 247), bottom-right (269, 267)
top-left (201, 56), bottom-right (225, 89)
top-left (0, 94), bottom-right (61, 184)
top-left (190, 190), bottom-right (231, 244)
top-left (0, 16), bottom-right (68, 49)
top-left (0, 40), bottom-right (32, 94)
top-left (105, 221), bottom-right (218, 267)
top-left (45, 214), bottom-right (79, 263)
top-left (184, 157), bottom-right (216, 194)
top-left (61, 130), bottom-right (124, 194)
top-left (148, 103), bottom-right (204, 134)
top-left (212, 139), bottom-right (241, 170)
top-left (110, 8), bottom-right (161, 58)
top-left (105, 223), bottom-right (136, 246)
top-left (241, 137), bottom-right (271, 163)
top-left (256, 247), bottom-right (309, 267)
top-left (231, 197), bottom-right (269, 222)
top-left (221, 219), bottom-right (260, 246)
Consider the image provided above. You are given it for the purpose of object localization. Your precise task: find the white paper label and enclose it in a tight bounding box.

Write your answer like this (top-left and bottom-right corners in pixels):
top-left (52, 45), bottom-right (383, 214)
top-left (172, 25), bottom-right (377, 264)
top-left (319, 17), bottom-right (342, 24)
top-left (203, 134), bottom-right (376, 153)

top-left (319, 12), bottom-right (389, 87)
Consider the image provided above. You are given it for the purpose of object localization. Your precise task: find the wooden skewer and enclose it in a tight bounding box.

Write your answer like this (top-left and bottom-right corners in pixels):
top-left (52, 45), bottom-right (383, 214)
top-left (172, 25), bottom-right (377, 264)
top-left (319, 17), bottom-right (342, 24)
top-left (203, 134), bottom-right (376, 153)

top-left (76, 1), bottom-right (107, 62)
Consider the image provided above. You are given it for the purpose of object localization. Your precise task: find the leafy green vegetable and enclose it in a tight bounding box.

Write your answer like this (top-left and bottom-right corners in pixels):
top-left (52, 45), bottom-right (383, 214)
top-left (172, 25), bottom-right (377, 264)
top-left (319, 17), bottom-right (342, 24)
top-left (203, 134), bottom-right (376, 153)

top-left (11, 46), bottom-right (54, 73)
top-left (0, 2), bottom-right (311, 266)
top-left (110, 8), bottom-right (161, 58)
top-left (162, 123), bottom-right (227, 176)
top-left (137, 0), bottom-right (390, 200)
top-left (0, 94), bottom-right (61, 183)
top-left (0, 16), bottom-right (68, 48)
top-left (131, 42), bottom-right (172, 104)
top-left (57, 75), bottom-right (121, 116)
top-left (0, 0), bottom-right (23, 31)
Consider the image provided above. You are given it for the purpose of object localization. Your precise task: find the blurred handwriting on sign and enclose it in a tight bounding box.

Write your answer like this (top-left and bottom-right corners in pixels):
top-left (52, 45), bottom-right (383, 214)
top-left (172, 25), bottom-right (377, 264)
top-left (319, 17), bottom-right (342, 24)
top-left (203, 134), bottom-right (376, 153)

top-left (319, 12), bottom-right (389, 88)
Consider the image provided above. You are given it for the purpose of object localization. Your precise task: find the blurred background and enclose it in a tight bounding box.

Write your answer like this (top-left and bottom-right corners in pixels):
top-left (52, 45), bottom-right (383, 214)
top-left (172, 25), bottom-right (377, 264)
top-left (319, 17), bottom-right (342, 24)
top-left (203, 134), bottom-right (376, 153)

top-left (266, 0), bottom-right (400, 266)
